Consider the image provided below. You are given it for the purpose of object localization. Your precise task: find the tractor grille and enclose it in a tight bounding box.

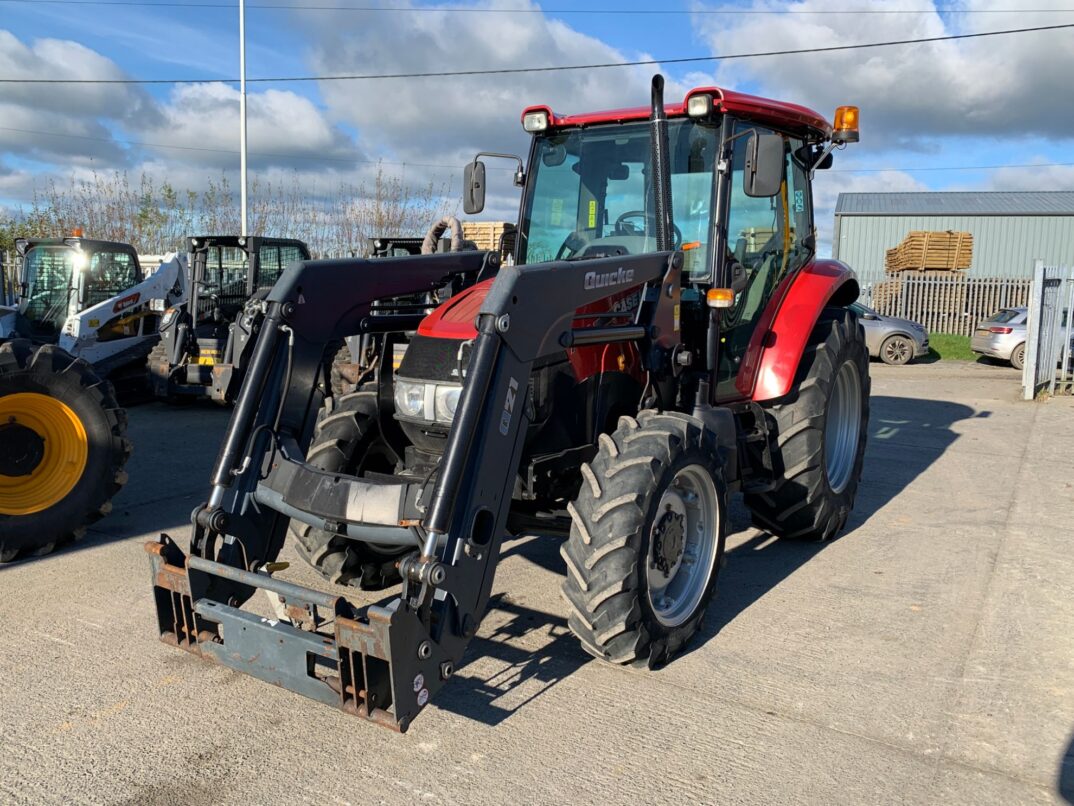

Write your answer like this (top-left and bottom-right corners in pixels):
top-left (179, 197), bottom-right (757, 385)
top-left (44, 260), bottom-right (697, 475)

top-left (396, 334), bottom-right (470, 383)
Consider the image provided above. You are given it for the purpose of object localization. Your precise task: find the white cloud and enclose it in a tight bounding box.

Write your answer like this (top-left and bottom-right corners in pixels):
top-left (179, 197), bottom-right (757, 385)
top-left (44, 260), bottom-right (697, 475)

top-left (300, 0), bottom-right (677, 166)
top-left (135, 83), bottom-right (366, 169)
top-left (691, 0), bottom-right (1074, 146)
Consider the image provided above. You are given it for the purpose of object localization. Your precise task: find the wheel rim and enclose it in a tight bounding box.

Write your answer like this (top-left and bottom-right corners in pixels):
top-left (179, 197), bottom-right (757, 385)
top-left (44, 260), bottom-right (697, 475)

top-left (646, 463), bottom-right (720, 628)
top-left (884, 337), bottom-right (910, 364)
top-left (0, 392), bottom-right (88, 515)
top-left (824, 361), bottom-right (862, 495)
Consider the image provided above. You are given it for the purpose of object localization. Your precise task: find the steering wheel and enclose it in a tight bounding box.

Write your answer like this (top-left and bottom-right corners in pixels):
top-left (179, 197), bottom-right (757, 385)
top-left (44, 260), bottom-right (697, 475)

top-left (613, 210), bottom-right (683, 248)
top-left (555, 231), bottom-right (591, 260)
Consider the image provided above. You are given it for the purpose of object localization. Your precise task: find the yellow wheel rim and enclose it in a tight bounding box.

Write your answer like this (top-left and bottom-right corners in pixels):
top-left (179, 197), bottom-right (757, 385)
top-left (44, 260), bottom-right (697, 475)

top-left (0, 392), bottom-right (88, 515)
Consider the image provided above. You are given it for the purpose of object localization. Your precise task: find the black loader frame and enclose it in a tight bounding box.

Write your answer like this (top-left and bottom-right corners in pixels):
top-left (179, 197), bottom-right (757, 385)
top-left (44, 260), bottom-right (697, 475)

top-left (145, 242), bottom-right (726, 731)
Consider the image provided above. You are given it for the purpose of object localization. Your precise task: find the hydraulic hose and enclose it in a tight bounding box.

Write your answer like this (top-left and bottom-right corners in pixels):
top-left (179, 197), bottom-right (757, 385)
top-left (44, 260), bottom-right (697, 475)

top-left (422, 215), bottom-right (466, 255)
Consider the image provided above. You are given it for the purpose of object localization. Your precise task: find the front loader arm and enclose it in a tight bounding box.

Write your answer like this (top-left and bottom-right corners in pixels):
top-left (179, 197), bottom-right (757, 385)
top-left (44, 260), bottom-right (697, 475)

top-left (147, 248), bottom-right (682, 731)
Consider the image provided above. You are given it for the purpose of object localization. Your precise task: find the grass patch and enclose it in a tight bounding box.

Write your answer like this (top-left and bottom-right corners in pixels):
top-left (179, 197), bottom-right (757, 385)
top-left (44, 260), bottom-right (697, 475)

top-left (926, 333), bottom-right (976, 362)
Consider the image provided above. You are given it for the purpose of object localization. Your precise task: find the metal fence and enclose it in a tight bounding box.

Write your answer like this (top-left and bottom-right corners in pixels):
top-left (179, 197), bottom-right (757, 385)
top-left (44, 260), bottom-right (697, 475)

top-left (1, 251), bottom-right (15, 306)
top-left (1023, 261), bottom-right (1074, 400)
top-left (864, 274), bottom-right (1032, 337)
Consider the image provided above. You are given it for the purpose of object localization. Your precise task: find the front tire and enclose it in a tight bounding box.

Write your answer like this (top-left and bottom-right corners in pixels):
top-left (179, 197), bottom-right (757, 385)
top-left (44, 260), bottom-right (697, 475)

top-left (0, 341), bottom-right (130, 561)
top-left (561, 411), bottom-right (727, 668)
top-left (289, 387), bottom-right (405, 590)
top-left (880, 334), bottom-right (913, 366)
top-left (745, 307), bottom-right (870, 542)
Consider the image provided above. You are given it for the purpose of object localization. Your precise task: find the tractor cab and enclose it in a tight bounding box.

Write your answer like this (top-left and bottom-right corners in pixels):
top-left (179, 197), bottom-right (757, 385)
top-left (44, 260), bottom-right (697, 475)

top-left (9, 237), bottom-right (142, 342)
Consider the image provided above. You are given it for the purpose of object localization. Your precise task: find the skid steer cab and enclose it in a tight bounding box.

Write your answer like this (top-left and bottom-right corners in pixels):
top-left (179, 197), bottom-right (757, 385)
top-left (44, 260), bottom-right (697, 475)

top-left (146, 76), bottom-right (869, 731)
top-left (0, 235), bottom-right (186, 381)
top-left (149, 235), bottom-right (310, 404)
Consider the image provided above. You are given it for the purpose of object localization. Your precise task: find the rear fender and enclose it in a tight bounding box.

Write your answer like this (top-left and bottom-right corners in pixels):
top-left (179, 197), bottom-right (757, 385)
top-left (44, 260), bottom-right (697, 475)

top-left (748, 259), bottom-right (859, 402)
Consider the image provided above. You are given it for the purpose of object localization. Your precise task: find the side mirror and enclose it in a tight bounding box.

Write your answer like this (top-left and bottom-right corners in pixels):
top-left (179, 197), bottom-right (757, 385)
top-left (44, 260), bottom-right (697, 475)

top-left (463, 160), bottom-right (486, 215)
top-left (861, 312), bottom-right (878, 321)
top-left (743, 132), bottom-right (784, 198)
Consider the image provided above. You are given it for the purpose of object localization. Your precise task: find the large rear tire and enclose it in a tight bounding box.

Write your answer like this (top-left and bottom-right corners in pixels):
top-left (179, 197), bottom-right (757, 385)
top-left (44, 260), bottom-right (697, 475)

top-left (744, 307), bottom-right (869, 541)
top-left (561, 411), bottom-right (727, 668)
top-left (289, 387), bottom-right (405, 590)
top-left (0, 340), bottom-right (130, 561)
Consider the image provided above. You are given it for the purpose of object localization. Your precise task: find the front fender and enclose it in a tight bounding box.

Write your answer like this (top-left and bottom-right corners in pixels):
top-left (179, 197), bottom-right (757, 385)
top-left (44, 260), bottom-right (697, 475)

top-left (749, 259), bottom-right (859, 402)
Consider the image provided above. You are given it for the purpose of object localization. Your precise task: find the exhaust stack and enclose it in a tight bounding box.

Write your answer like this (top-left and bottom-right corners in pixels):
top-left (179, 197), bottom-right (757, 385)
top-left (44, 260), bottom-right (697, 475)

top-left (649, 74), bottom-right (674, 253)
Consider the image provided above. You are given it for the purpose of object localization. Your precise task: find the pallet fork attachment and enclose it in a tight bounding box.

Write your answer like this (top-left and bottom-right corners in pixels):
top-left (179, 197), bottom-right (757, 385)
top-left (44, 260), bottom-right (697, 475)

top-left (147, 247), bottom-right (682, 730)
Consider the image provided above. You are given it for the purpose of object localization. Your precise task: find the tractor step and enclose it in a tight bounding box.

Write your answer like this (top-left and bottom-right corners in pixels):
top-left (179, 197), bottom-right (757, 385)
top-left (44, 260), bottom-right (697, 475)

top-left (145, 538), bottom-right (435, 732)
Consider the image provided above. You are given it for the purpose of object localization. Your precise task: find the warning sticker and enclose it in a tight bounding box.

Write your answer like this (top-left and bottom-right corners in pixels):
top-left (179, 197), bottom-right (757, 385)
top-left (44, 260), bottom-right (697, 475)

top-left (587, 200), bottom-right (597, 229)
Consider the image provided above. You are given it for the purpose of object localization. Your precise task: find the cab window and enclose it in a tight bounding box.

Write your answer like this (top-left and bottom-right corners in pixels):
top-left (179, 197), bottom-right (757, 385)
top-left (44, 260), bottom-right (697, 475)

top-left (85, 250), bottom-right (139, 307)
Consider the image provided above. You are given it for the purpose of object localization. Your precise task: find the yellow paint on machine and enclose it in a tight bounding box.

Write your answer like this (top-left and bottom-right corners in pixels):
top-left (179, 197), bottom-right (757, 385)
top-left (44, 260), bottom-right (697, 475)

top-left (393, 343), bottom-right (407, 370)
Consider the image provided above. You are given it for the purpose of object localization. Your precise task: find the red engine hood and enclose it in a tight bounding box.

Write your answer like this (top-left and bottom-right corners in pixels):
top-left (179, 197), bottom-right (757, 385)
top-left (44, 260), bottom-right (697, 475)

top-left (417, 278), bottom-right (494, 340)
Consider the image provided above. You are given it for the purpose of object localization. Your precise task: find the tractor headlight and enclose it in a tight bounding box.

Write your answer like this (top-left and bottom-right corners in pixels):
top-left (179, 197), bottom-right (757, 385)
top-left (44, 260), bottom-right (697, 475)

top-left (434, 385), bottom-right (462, 424)
top-left (394, 379), bottom-right (427, 419)
top-left (149, 298), bottom-right (166, 312)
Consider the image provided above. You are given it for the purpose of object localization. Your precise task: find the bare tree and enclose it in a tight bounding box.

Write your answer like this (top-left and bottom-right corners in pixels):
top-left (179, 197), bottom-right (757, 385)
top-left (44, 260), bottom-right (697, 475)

top-left (0, 167), bottom-right (457, 257)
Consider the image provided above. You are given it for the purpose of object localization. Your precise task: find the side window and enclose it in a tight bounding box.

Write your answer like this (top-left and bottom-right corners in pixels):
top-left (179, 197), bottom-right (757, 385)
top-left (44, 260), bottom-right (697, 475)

top-left (717, 124), bottom-right (810, 396)
top-left (85, 251), bottom-right (139, 307)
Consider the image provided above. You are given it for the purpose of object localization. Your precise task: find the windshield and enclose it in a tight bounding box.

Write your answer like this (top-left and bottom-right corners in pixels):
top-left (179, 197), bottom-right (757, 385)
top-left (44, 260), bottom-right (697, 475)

top-left (518, 119), bottom-right (719, 279)
top-left (21, 246), bottom-right (75, 332)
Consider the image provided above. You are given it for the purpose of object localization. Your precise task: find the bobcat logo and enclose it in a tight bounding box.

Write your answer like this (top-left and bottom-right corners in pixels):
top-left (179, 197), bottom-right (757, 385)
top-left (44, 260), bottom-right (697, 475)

top-left (112, 292), bottom-right (140, 313)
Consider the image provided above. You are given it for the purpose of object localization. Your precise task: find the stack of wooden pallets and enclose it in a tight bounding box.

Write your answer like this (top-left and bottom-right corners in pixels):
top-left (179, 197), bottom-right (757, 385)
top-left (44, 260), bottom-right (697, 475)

top-left (884, 230), bottom-right (973, 273)
top-left (462, 221), bottom-right (516, 259)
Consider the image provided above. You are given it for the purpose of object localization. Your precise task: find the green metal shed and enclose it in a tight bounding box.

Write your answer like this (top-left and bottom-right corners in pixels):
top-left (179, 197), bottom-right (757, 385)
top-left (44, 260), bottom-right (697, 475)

top-left (833, 192), bottom-right (1074, 288)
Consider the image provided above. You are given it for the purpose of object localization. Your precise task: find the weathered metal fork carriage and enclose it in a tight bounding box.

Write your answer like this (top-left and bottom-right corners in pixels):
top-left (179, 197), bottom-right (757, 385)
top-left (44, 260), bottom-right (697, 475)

top-left (147, 77), bottom-right (870, 731)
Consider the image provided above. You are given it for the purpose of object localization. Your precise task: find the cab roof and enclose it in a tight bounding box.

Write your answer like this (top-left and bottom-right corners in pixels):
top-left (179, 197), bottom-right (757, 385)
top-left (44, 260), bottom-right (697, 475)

top-left (18, 237), bottom-right (139, 255)
top-left (522, 86), bottom-right (832, 141)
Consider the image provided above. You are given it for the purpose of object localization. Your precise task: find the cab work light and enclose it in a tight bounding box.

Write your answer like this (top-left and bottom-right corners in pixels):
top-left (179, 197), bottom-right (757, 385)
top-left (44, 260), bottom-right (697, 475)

top-left (686, 94), bottom-right (713, 118)
top-left (522, 110), bottom-right (550, 133)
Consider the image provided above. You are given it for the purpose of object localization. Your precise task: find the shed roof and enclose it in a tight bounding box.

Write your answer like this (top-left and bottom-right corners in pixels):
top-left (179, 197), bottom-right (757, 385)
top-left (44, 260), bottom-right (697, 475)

top-left (834, 192), bottom-right (1074, 217)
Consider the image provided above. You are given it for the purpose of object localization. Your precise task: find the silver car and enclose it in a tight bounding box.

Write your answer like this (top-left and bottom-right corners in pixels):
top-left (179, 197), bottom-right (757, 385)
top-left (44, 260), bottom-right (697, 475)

top-left (850, 302), bottom-right (930, 365)
top-left (971, 307), bottom-right (1027, 370)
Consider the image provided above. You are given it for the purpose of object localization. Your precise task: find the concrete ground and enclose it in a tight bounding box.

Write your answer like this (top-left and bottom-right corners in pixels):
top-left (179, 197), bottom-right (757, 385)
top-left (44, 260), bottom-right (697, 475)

top-left (2, 361), bottom-right (1072, 805)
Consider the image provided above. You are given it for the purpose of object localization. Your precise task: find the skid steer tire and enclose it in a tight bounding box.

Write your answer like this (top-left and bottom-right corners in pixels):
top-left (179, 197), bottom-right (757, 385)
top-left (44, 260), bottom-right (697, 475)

top-left (0, 340), bottom-right (130, 562)
top-left (289, 387), bottom-right (405, 590)
top-left (147, 341), bottom-right (182, 403)
top-left (744, 307), bottom-right (870, 542)
top-left (561, 411), bottom-right (727, 669)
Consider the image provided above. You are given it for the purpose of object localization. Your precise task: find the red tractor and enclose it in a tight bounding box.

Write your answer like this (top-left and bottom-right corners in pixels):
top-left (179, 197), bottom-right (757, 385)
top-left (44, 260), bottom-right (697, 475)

top-left (146, 77), bottom-right (868, 731)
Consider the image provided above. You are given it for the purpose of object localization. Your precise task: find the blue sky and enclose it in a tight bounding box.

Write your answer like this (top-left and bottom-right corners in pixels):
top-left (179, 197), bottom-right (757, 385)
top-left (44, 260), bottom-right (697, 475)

top-left (1, 0), bottom-right (1073, 251)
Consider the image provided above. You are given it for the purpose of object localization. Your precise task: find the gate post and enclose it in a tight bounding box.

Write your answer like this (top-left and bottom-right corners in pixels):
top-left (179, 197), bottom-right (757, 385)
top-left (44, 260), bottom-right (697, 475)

top-left (1023, 259), bottom-right (1044, 400)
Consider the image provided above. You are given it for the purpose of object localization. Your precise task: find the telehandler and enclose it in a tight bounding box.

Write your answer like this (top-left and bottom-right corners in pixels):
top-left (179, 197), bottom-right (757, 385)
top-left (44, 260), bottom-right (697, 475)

top-left (147, 77), bottom-right (868, 731)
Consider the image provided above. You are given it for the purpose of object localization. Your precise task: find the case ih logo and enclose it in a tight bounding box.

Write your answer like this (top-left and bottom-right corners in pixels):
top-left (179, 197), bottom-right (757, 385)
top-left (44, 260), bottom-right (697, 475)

top-left (584, 267), bottom-right (635, 290)
top-left (112, 292), bottom-right (141, 314)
